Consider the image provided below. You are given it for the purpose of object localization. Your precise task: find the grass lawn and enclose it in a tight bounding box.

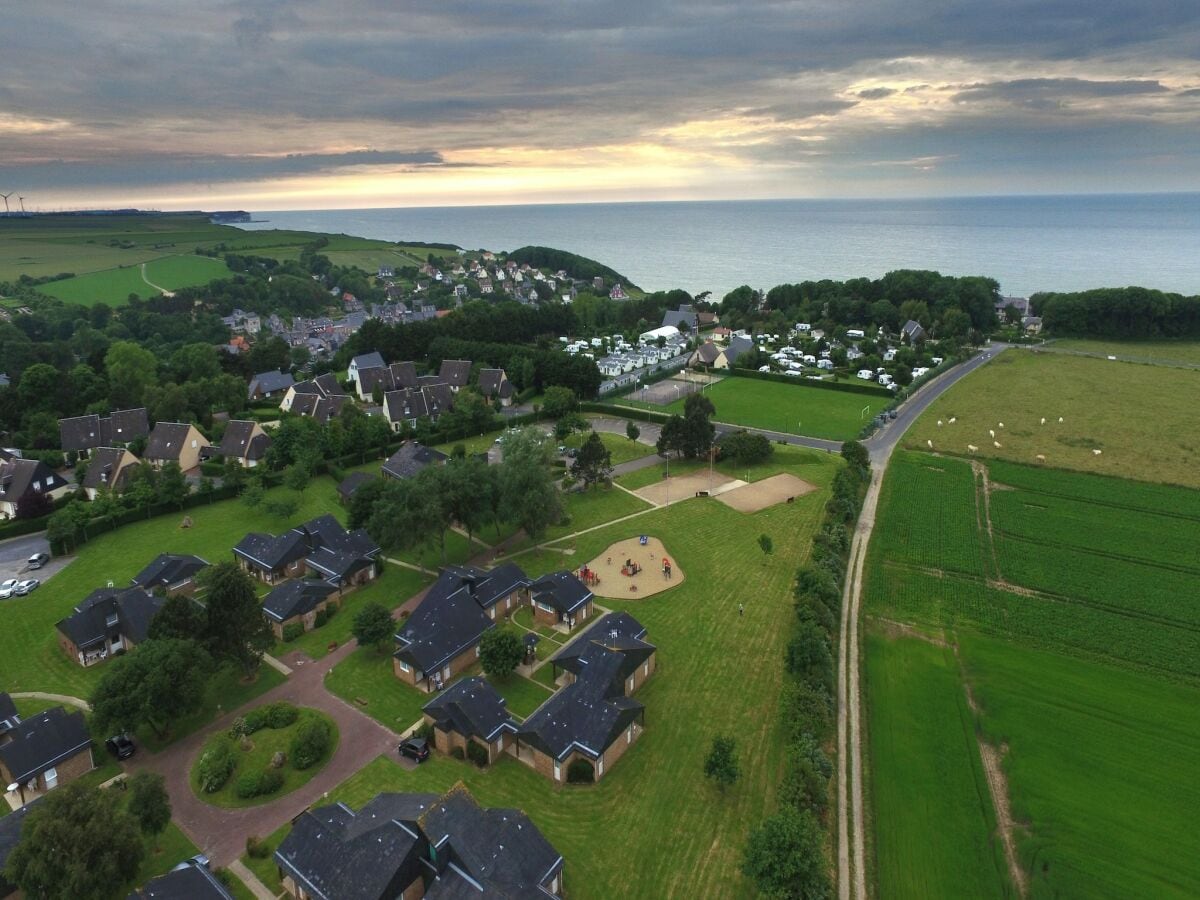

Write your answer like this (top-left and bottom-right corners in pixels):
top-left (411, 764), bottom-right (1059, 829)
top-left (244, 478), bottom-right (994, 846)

top-left (312, 448), bottom-right (840, 898)
top-left (189, 706), bottom-right (339, 808)
top-left (615, 442), bottom-right (835, 491)
top-left (0, 476), bottom-right (344, 699)
top-left (126, 822), bottom-right (200, 894)
top-left (616, 377), bottom-right (884, 441)
top-left (272, 567), bottom-right (430, 660)
top-left (485, 673), bottom-right (554, 720)
top-left (142, 253), bottom-right (231, 289)
top-left (1047, 337), bottom-right (1200, 367)
top-left (240, 821), bottom-right (290, 894)
top-left (865, 628), bottom-right (1010, 900)
top-left (40, 263), bottom-right (158, 305)
top-left (904, 348), bottom-right (1200, 487)
top-left (563, 430), bottom-right (652, 467)
top-left (432, 429), bottom-right (507, 457)
top-left (324, 646), bottom-right (431, 733)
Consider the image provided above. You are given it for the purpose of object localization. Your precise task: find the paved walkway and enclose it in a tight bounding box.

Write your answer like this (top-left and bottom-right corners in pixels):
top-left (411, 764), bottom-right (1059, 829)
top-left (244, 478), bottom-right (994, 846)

top-left (11, 691), bottom-right (91, 711)
top-left (228, 860), bottom-right (279, 900)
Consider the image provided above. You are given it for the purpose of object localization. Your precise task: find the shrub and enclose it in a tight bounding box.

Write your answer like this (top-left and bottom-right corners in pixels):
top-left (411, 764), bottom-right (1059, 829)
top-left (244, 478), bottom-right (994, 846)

top-left (289, 717), bottom-right (332, 770)
top-left (451, 746), bottom-right (465, 760)
top-left (235, 768), bottom-right (284, 799)
top-left (466, 741), bottom-right (489, 768)
top-left (196, 739), bottom-right (236, 793)
top-left (314, 605), bottom-right (336, 628)
top-left (241, 708), bottom-right (267, 734)
top-left (567, 758), bottom-right (595, 783)
top-left (264, 702), bottom-right (298, 729)
top-left (245, 835), bottom-right (271, 859)
top-left (282, 622), bottom-right (305, 643)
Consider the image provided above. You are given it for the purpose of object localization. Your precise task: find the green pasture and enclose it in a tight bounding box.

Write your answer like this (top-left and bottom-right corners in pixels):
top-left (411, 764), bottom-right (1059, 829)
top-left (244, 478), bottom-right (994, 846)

top-left (1047, 337), bottom-right (1200, 367)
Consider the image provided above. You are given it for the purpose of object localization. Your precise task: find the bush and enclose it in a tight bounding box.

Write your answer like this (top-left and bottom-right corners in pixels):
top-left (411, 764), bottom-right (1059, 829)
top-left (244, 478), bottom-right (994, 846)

top-left (282, 622), bottom-right (305, 643)
top-left (314, 605), bottom-right (335, 628)
top-left (264, 702), bottom-right (299, 729)
top-left (245, 835), bottom-right (271, 859)
top-left (451, 746), bottom-right (465, 760)
top-left (196, 739), bottom-right (236, 793)
top-left (466, 741), bottom-right (489, 768)
top-left (567, 758), bottom-right (595, 783)
top-left (234, 768), bottom-right (284, 799)
top-left (289, 717), bottom-right (332, 770)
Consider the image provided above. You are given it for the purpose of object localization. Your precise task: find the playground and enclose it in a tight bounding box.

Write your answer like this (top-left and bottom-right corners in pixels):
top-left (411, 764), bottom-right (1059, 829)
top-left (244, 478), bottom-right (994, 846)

top-left (715, 473), bottom-right (818, 513)
top-left (583, 535), bottom-right (685, 599)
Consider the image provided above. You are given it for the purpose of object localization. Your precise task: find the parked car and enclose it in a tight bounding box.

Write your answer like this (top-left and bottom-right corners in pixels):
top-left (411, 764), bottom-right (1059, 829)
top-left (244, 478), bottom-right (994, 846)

top-left (26, 552), bottom-right (50, 570)
top-left (398, 737), bottom-right (430, 763)
top-left (0, 579), bottom-right (18, 599)
top-left (106, 733), bottom-right (137, 760)
top-left (13, 579), bottom-right (39, 596)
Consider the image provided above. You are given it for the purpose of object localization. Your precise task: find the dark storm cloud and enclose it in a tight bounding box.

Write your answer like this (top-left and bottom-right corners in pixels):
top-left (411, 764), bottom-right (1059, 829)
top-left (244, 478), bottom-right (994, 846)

top-left (857, 88), bottom-right (897, 100)
top-left (953, 78), bottom-right (1171, 106)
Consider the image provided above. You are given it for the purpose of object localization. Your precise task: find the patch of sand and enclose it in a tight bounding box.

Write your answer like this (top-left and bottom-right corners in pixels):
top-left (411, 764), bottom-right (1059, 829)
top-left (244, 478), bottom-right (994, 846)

top-left (634, 470), bottom-right (738, 506)
top-left (582, 536), bottom-right (684, 599)
top-left (715, 473), bottom-right (818, 513)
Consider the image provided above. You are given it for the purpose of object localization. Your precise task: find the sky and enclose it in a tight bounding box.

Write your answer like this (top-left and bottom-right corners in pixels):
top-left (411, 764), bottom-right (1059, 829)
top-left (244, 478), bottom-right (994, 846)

top-left (1, 0), bottom-right (1198, 211)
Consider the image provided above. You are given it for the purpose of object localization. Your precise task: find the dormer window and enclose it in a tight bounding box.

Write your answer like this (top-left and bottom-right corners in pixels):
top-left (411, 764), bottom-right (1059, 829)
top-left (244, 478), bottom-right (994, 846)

top-left (106, 613), bottom-right (120, 628)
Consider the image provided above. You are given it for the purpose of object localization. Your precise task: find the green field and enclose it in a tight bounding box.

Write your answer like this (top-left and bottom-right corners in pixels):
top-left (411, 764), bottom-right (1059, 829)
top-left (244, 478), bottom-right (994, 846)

top-left (39, 263), bottom-right (159, 305)
top-left (1048, 337), bottom-right (1200, 367)
top-left (904, 349), bottom-right (1200, 487)
top-left (617, 376), bottom-right (885, 441)
top-left (282, 446), bottom-right (843, 898)
top-left (143, 254), bottom-right (231, 290)
top-left (864, 449), bottom-right (1200, 897)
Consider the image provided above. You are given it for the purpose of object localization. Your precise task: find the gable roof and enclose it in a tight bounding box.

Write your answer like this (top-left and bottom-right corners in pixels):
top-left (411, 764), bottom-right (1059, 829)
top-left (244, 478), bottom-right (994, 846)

top-left (128, 860), bottom-right (235, 900)
top-left (355, 365), bottom-right (394, 397)
top-left (394, 571), bottom-right (497, 674)
top-left (0, 707), bottom-right (91, 783)
top-left (130, 554), bottom-right (208, 591)
top-left (529, 570), bottom-right (592, 616)
top-left (389, 361), bottom-right (419, 389)
top-left (350, 351), bottom-right (386, 372)
top-left (144, 422), bottom-right (205, 461)
top-left (724, 335), bottom-right (755, 365)
top-left (313, 372), bottom-right (346, 398)
top-left (422, 676), bottom-right (517, 742)
top-left (56, 586), bottom-right (165, 651)
top-left (551, 612), bottom-right (656, 685)
top-left (290, 393), bottom-right (348, 424)
top-left (438, 359), bottom-right (472, 388)
top-left (0, 458), bottom-right (68, 506)
top-left (81, 447), bottom-right (139, 492)
top-left (59, 408), bottom-right (150, 452)
top-left (337, 471), bottom-right (377, 500)
top-left (58, 414), bottom-right (103, 451)
top-left (248, 369), bottom-right (294, 398)
top-left (0, 798), bottom-right (38, 896)
top-left (275, 792), bottom-right (438, 900)
top-left (477, 368), bottom-right (512, 400)
top-left (382, 442), bottom-right (448, 480)
top-left (693, 341), bottom-right (722, 365)
top-left (262, 579), bottom-right (339, 622)
top-left (662, 306), bottom-right (698, 331)
top-left (234, 514), bottom-right (379, 574)
top-left (217, 421), bottom-right (272, 461)
top-left (901, 319), bottom-right (926, 340)
top-left (105, 408), bottom-right (150, 444)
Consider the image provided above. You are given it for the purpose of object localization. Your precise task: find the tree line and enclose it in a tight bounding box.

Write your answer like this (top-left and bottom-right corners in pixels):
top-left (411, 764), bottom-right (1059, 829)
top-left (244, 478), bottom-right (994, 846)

top-left (1032, 286), bottom-right (1200, 338)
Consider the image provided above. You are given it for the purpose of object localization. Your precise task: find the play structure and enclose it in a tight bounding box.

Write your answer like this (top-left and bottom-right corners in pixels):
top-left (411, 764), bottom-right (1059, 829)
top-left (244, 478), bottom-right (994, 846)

top-left (583, 535), bottom-right (684, 599)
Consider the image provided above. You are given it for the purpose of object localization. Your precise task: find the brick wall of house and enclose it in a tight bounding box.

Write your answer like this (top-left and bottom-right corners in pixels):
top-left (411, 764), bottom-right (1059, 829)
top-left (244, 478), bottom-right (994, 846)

top-left (281, 873), bottom-right (307, 899)
top-left (625, 651), bottom-right (657, 695)
top-left (597, 721), bottom-right (640, 779)
top-left (433, 725), bottom-right (467, 759)
top-left (394, 656), bottom-right (420, 687)
top-left (401, 876), bottom-right (425, 900)
top-left (394, 642), bottom-right (481, 691)
top-left (527, 745), bottom-right (559, 781)
top-left (37, 745), bottom-right (95, 790)
top-left (56, 631), bottom-right (82, 665)
top-left (532, 602), bottom-right (558, 628)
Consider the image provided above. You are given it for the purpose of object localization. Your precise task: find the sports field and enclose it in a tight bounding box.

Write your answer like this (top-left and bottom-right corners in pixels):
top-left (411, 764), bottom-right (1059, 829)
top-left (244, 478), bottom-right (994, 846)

top-left (864, 450), bottom-right (1200, 898)
top-left (904, 348), bottom-right (1200, 487)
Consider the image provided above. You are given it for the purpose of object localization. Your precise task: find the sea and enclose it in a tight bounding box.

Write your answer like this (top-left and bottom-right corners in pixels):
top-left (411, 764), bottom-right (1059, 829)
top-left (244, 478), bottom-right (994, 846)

top-left (234, 193), bottom-right (1200, 300)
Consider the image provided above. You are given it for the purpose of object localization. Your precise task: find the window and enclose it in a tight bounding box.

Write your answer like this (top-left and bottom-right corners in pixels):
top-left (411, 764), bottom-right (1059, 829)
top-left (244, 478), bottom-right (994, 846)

top-left (106, 613), bottom-right (120, 628)
top-left (398, 660), bottom-right (411, 673)
top-left (44, 767), bottom-right (58, 789)
top-left (597, 758), bottom-right (604, 776)
top-left (553, 761), bottom-right (561, 782)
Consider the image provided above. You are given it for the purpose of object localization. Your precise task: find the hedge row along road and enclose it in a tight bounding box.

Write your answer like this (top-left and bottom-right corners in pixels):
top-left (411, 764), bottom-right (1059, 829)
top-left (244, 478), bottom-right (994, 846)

top-left (837, 345), bottom-right (1003, 900)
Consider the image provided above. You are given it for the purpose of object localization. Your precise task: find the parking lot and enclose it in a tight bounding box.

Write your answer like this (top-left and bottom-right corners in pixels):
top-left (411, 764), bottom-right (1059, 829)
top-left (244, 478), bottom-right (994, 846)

top-left (0, 533), bottom-right (71, 596)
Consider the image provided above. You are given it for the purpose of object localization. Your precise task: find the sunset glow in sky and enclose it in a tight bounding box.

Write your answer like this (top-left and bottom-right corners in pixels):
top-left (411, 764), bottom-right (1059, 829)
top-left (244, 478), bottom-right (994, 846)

top-left (3, 1), bottom-right (1198, 211)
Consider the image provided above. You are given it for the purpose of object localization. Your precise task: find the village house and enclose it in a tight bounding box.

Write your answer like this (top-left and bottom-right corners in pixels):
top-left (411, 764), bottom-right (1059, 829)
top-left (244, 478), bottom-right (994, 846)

top-left (515, 612), bottom-right (655, 783)
top-left (130, 553), bottom-right (208, 596)
top-left (216, 420), bottom-right (272, 468)
top-left (438, 359), bottom-right (472, 392)
top-left (55, 585), bottom-right (165, 666)
top-left (0, 793), bottom-right (35, 897)
top-left (901, 319), bottom-right (927, 343)
top-left (662, 304), bottom-right (699, 332)
top-left (689, 335), bottom-right (754, 370)
top-left (261, 579), bottom-right (340, 640)
top-left (421, 676), bottom-right (518, 764)
top-left (57, 408), bottom-right (149, 456)
top-left (0, 706), bottom-right (94, 808)
top-left (273, 785), bottom-right (563, 899)
top-left (233, 514), bottom-right (380, 589)
top-left (381, 442), bottom-right (448, 480)
top-left (129, 857), bottom-right (235, 900)
top-left (0, 457), bottom-right (71, 520)
top-left (288, 392), bottom-right (348, 425)
top-left (247, 369), bottom-right (295, 401)
top-left (81, 446), bottom-right (141, 499)
top-left (346, 351), bottom-right (386, 385)
top-left (393, 564), bottom-right (530, 692)
top-left (279, 373), bottom-right (346, 412)
top-left (336, 471), bottom-right (377, 505)
top-left (476, 368), bottom-right (514, 407)
top-left (143, 422), bottom-right (210, 471)
top-left (528, 571), bottom-right (594, 631)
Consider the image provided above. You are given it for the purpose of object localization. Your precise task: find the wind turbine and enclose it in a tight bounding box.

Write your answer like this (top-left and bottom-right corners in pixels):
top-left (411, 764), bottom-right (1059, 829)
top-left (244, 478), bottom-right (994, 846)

top-left (17, 197), bottom-right (26, 216)
top-left (0, 192), bottom-right (11, 216)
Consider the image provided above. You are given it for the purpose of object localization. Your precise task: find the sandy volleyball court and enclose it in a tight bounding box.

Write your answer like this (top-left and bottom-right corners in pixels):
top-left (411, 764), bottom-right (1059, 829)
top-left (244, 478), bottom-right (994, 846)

top-left (716, 473), bottom-right (818, 512)
top-left (634, 471), bottom-right (741, 506)
top-left (583, 536), bottom-right (684, 598)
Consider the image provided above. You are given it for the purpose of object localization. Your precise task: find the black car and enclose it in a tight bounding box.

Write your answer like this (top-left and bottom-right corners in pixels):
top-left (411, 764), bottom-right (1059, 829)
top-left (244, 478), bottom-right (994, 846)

top-left (106, 733), bottom-right (136, 760)
top-left (398, 736), bottom-right (430, 762)
top-left (27, 552), bottom-right (50, 570)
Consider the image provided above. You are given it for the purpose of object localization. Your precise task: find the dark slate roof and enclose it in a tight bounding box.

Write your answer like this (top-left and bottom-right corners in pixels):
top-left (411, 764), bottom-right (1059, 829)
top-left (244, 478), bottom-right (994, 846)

top-left (435, 563), bottom-right (529, 611)
top-left (144, 422), bottom-right (204, 461)
top-left (439, 359), bottom-right (472, 388)
top-left (420, 789), bottom-right (562, 896)
top-left (423, 383), bottom-right (454, 417)
top-left (56, 586), bottom-right (165, 650)
top-left (305, 547), bottom-right (374, 583)
top-left (102, 408), bottom-right (150, 445)
top-left (234, 529), bottom-right (309, 572)
top-left (337, 471), bottom-right (377, 500)
top-left (290, 379), bottom-right (322, 396)
top-left (423, 677), bottom-right (517, 742)
top-left (128, 860), bottom-right (235, 900)
top-left (351, 351), bottom-right (386, 373)
top-left (235, 515), bottom-right (378, 573)
top-left (58, 413), bottom-right (104, 451)
top-left (262, 579), bottom-right (339, 622)
top-left (662, 306), bottom-right (698, 331)
top-left (395, 571), bottom-right (496, 674)
top-left (0, 798), bottom-right (38, 896)
top-left (0, 707), bottom-right (91, 783)
top-left (693, 342), bottom-right (721, 365)
top-left (275, 793), bottom-right (438, 900)
top-left (551, 612), bottom-right (656, 686)
top-left (382, 442), bottom-right (448, 480)
top-left (477, 368), bottom-right (510, 399)
top-left (0, 692), bottom-right (19, 738)
top-left (901, 319), bottom-right (926, 340)
top-left (131, 554), bottom-right (208, 591)
top-left (724, 335), bottom-right (755, 365)
top-left (389, 361), bottom-right (419, 389)
top-left (384, 388), bottom-right (428, 423)
top-left (313, 372), bottom-right (346, 398)
top-left (248, 369), bottom-right (295, 398)
top-left (0, 458), bottom-right (68, 506)
top-left (356, 365), bottom-right (394, 396)
top-left (81, 447), bottom-right (139, 492)
top-left (529, 570), bottom-right (592, 616)
top-left (217, 421), bottom-right (271, 461)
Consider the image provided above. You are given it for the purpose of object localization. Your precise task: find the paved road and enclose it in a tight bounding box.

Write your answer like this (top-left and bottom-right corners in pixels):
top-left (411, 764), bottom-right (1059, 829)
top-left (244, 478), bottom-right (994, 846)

top-left (0, 532), bottom-right (70, 587)
top-left (834, 346), bottom-right (1004, 900)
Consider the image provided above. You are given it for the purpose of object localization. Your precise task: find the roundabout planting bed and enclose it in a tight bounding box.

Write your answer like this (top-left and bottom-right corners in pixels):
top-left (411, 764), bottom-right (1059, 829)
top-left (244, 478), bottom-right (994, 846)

top-left (189, 702), bottom-right (339, 808)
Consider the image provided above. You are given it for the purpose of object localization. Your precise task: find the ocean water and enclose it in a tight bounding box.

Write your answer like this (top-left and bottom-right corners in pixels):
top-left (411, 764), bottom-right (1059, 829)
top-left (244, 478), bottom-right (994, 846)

top-left (234, 194), bottom-right (1200, 299)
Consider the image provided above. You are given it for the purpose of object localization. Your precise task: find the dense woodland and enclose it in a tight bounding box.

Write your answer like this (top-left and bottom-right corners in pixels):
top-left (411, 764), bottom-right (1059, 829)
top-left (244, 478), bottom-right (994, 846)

top-left (1032, 286), bottom-right (1200, 338)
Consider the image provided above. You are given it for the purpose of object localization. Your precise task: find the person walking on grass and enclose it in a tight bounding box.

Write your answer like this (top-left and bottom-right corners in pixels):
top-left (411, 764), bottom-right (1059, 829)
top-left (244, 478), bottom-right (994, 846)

top-left (739, 603), bottom-right (744, 616)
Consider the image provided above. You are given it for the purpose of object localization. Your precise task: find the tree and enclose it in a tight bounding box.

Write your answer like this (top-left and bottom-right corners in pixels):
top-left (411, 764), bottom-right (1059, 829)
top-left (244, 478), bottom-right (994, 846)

top-left (479, 628), bottom-right (524, 678)
top-left (625, 420), bottom-right (641, 442)
top-left (704, 735), bottom-right (740, 789)
top-left (542, 385), bottom-right (579, 418)
top-left (441, 457), bottom-right (498, 547)
top-left (571, 431), bottom-right (613, 488)
top-left (741, 807), bottom-right (831, 899)
top-left (719, 430), bottom-right (773, 465)
top-left (126, 771), bottom-right (172, 844)
top-left (352, 602), bottom-right (395, 652)
top-left (158, 461), bottom-right (189, 509)
top-left (199, 563), bottom-right (275, 677)
top-left (90, 638), bottom-right (211, 740)
top-left (3, 783), bottom-right (144, 900)
top-left (241, 477), bottom-right (266, 509)
top-left (758, 533), bottom-right (774, 559)
top-left (500, 446), bottom-right (562, 540)
top-left (105, 340), bottom-right (158, 407)
top-left (148, 593), bottom-right (208, 642)
top-left (940, 307), bottom-right (971, 339)
top-left (283, 461), bottom-right (311, 494)
top-left (656, 415), bottom-right (687, 458)
top-left (840, 440), bottom-right (870, 476)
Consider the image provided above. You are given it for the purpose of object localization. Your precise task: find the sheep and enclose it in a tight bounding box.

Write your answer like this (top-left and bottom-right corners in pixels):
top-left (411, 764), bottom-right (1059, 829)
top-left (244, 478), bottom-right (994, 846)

top-left (949, 417), bottom-right (957, 424)
top-left (927, 439), bottom-right (934, 449)
top-left (1036, 454), bottom-right (1046, 462)
top-left (937, 420), bottom-right (943, 427)
top-left (1093, 448), bottom-right (1103, 456)
top-left (994, 441), bottom-right (1002, 448)
top-left (967, 444), bottom-right (978, 453)
top-left (998, 422), bottom-right (1005, 428)
top-left (989, 429), bottom-right (996, 438)
top-left (1058, 416), bottom-right (1064, 423)
top-left (1040, 417), bottom-right (1046, 425)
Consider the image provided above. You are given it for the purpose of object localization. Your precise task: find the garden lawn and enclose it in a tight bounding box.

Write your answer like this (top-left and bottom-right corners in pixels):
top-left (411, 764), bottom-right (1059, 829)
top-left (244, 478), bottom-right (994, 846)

top-left (189, 707), bottom-right (339, 809)
top-left (484, 673), bottom-right (554, 720)
top-left (904, 349), bottom-right (1200, 487)
top-left (126, 822), bottom-right (200, 895)
top-left (137, 664), bottom-right (286, 753)
top-left (272, 567), bottom-right (430, 660)
top-left (307, 448), bottom-right (840, 899)
top-left (0, 476), bottom-right (344, 699)
top-left (324, 646), bottom-right (432, 733)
